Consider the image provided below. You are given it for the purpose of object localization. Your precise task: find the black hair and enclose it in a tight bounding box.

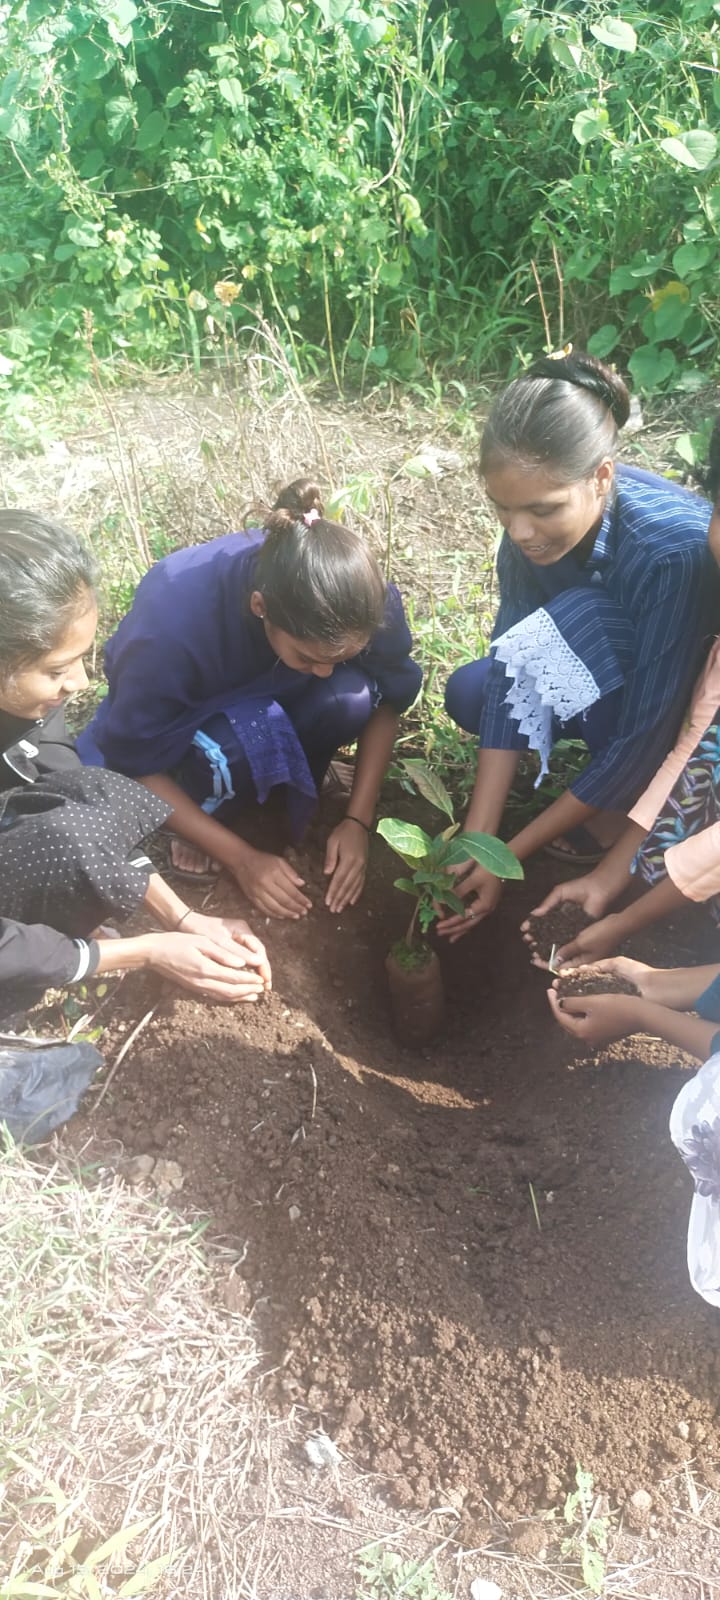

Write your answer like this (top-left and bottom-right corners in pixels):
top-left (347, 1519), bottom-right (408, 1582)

top-left (480, 351), bottom-right (631, 483)
top-left (0, 510), bottom-right (98, 678)
top-left (253, 477), bottom-right (386, 644)
top-left (695, 414), bottom-right (720, 505)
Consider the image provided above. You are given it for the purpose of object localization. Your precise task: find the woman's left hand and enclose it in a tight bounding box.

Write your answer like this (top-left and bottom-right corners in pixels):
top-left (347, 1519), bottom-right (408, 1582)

top-left (179, 911), bottom-right (272, 988)
top-left (546, 986), bottom-right (647, 1045)
top-left (324, 818), bottom-right (369, 913)
top-left (436, 862), bottom-right (503, 942)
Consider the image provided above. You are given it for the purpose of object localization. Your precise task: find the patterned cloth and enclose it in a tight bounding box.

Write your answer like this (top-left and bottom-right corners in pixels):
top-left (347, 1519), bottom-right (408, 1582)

top-left (670, 1052), bottom-right (720, 1308)
top-left (634, 713), bottom-right (720, 924)
top-left (478, 465), bottom-right (716, 810)
top-left (491, 588), bottom-right (634, 784)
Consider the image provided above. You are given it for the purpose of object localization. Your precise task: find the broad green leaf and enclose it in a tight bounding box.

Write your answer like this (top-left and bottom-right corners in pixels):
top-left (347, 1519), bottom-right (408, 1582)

top-left (315, 0), bottom-right (353, 23)
top-left (434, 888), bottom-right (466, 915)
top-left (444, 833), bottom-right (523, 879)
top-left (660, 131), bottom-right (718, 170)
top-left (548, 35), bottom-right (583, 71)
top-left (572, 107), bottom-right (608, 145)
top-left (628, 343), bottom-right (676, 391)
top-left (377, 818), bottom-right (432, 859)
top-left (250, 0), bottom-right (286, 31)
top-left (587, 322), bottom-right (618, 358)
top-left (0, 105), bottom-right (31, 144)
top-left (673, 241), bottom-right (713, 276)
top-left (105, 96), bottom-right (134, 142)
top-left (0, 251), bottom-right (30, 281)
top-left (440, 821), bottom-right (461, 841)
top-left (589, 17), bottom-right (637, 52)
top-left (218, 77), bottom-right (245, 110)
top-left (136, 111), bottom-right (168, 151)
top-left (393, 876), bottom-right (419, 896)
top-left (649, 294), bottom-right (691, 341)
top-left (400, 758), bottom-right (454, 820)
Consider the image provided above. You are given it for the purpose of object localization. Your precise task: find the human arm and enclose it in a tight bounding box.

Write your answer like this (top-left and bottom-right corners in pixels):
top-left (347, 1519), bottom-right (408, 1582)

top-left (547, 987), bottom-right (718, 1061)
top-left (0, 917), bottom-right (100, 994)
top-left (141, 872), bottom-right (271, 987)
top-left (323, 704), bottom-right (399, 913)
top-left (140, 772), bottom-right (312, 919)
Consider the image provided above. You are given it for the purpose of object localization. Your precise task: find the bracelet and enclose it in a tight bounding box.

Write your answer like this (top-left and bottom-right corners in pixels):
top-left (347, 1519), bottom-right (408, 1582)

top-left (345, 812), bottom-right (374, 838)
top-left (174, 908), bottom-right (193, 931)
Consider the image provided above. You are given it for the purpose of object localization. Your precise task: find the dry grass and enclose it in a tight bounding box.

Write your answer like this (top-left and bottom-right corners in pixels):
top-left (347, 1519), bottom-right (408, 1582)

top-left (0, 1137), bottom-right (262, 1598)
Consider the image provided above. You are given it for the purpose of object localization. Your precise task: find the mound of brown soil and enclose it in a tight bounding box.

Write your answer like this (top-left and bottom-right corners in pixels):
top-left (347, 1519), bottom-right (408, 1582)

top-left (528, 902), bottom-right (594, 963)
top-left (555, 967), bottom-right (640, 998)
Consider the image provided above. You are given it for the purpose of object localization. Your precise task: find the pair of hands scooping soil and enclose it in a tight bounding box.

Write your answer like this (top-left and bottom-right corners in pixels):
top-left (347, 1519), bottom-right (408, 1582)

top-left (523, 902), bottom-right (640, 999)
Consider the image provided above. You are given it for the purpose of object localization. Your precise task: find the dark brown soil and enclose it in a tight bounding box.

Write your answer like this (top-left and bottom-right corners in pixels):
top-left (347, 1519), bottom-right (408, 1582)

top-left (64, 813), bottom-right (720, 1534)
top-left (527, 901), bottom-right (594, 962)
top-left (555, 967), bottom-right (640, 998)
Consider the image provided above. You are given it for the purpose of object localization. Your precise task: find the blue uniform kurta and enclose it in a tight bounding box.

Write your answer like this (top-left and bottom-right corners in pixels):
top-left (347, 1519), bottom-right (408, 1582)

top-left (445, 466), bottom-right (718, 811)
top-left (78, 530), bottom-right (421, 817)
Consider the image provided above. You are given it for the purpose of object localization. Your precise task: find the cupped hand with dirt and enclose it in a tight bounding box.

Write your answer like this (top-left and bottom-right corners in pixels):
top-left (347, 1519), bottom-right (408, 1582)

top-left (521, 871), bottom-right (613, 962)
top-left (546, 986), bottom-right (654, 1046)
top-left (178, 910), bottom-right (272, 989)
top-left (435, 861), bottom-right (503, 943)
top-left (323, 817), bottom-right (369, 913)
top-left (537, 910), bottom-right (628, 969)
top-left (231, 844), bottom-right (312, 920)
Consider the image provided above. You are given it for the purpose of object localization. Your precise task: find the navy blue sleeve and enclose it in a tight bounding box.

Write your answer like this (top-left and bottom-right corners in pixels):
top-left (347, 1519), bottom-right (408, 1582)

top-left (361, 585), bottom-right (423, 713)
top-left (571, 547), bottom-right (713, 809)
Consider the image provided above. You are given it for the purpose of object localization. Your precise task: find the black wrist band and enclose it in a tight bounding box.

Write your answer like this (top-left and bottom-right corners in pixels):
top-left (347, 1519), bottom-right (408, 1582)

top-left (174, 908), bottom-right (192, 931)
top-left (344, 814), bottom-right (371, 833)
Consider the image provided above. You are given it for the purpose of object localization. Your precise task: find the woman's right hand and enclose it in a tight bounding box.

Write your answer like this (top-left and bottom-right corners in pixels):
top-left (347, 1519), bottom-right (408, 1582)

top-left (147, 931), bottom-right (267, 1001)
top-left (543, 911), bottom-right (627, 969)
top-left (232, 846), bottom-right (312, 919)
top-left (521, 870), bottom-right (611, 943)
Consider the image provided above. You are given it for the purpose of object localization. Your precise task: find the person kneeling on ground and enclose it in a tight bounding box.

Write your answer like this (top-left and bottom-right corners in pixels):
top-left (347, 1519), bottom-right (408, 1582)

top-left (0, 511), bottom-right (270, 1011)
top-left (77, 479), bottom-right (422, 919)
top-left (439, 352), bottom-right (717, 944)
top-left (548, 957), bottom-right (720, 1309)
top-left (524, 415), bottom-right (720, 970)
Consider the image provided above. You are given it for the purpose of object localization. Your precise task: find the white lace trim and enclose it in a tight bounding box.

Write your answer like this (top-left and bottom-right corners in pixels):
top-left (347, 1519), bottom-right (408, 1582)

top-left (492, 608), bottom-right (601, 783)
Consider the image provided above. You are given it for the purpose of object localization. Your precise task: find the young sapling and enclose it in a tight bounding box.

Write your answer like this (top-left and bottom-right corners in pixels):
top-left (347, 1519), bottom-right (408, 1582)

top-left (378, 758), bottom-right (523, 967)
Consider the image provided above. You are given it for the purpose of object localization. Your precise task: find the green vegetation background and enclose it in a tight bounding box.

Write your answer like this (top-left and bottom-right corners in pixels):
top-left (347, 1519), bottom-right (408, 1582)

top-left (1, 0), bottom-right (720, 417)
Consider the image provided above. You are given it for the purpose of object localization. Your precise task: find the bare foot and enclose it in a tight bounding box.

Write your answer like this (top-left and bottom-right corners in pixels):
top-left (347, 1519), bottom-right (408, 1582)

top-left (169, 837), bottom-right (220, 877)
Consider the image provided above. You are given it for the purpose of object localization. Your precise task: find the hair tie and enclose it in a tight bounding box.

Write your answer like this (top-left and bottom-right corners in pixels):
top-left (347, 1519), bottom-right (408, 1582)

top-left (303, 508), bottom-right (320, 526)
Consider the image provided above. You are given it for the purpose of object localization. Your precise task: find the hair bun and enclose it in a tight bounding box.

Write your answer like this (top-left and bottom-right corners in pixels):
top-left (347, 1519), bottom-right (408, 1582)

top-left (272, 477), bottom-right (324, 519)
top-left (527, 351), bottom-right (630, 429)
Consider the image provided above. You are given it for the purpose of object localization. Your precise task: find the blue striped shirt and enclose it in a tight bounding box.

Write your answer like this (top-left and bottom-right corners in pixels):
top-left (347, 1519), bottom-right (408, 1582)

top-left (480, 466), bottom-right (718, 809)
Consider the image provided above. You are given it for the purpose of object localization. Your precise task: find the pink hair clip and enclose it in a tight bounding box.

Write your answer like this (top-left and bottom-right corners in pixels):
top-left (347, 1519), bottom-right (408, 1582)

top-left (303, 508), bottom-right (320, 526)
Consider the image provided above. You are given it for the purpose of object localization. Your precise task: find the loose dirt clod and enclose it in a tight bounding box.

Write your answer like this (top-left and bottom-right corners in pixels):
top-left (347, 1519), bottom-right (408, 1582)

top-left (554, 968), bottom-right (640, 998)
top-left (528, 903), bottom-right (594, 962)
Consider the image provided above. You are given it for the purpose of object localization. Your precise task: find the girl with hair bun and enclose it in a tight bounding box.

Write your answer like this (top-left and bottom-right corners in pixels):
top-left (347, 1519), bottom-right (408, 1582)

top-left (440, 351), bottom-right (718, 940)
top-left (79, 479), bottom-right (421, 919)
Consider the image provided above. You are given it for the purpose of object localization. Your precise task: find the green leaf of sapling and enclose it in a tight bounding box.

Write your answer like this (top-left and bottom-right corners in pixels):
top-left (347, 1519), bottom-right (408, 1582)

top-left (399, 758), bottom-right (455, 820)
top-left (445, 833), bottom-right (524, 879)
top-left (393, 876), bottom-right (419, 896)
top-left (377, 818), bottom-right (432, 858)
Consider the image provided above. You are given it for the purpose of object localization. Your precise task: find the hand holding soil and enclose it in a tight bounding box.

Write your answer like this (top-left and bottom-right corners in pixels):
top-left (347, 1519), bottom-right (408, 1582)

top-left (521, 871), bottom-right (612, 956)
top-left (179, 911), bottom-right (272, 989)
top-left (323, 817), bottom-right (369, 913)
top-left (547, 986), bottom-right (651, 1046)
top-left (147, 930), bottom-right (268, 1002)
top-left (525, 902), bottom-right (627, 968)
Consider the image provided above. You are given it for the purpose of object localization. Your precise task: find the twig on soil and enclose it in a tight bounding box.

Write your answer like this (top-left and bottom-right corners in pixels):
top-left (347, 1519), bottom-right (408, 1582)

top-left (309, 1061), bottom-right (318, 1121)
top-left (528, 1181), bottom-right (542, 1232)
top-left (93, 1002), bottom-right (158, 1110)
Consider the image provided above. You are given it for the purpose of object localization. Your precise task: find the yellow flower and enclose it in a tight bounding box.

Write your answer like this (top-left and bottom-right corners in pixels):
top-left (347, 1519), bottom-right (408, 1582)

top-left (214, 280), bottom-right (241, 306)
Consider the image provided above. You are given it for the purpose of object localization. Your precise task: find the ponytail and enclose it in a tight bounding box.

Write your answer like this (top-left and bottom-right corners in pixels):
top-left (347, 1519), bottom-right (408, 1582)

top-left (253, 478), bottom-right (386, 644)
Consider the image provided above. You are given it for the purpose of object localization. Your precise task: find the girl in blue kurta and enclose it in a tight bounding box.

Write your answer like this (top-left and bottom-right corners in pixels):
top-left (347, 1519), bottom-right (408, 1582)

top-left (78, 480), bottom-right (422, 920)
top-left (438, 352), bottom-right (717, 942)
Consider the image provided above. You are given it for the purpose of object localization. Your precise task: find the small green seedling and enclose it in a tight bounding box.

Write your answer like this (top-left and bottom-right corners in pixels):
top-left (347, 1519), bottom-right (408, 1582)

top-left (377, 759), bottom-right (523, 962)
top-left (561, 1465), bottom-right (610, 1595)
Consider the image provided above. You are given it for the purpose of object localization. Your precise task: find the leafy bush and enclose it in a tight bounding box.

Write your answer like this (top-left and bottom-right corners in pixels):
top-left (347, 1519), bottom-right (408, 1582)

top-left (1, 0), bottom-right (719, 399)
